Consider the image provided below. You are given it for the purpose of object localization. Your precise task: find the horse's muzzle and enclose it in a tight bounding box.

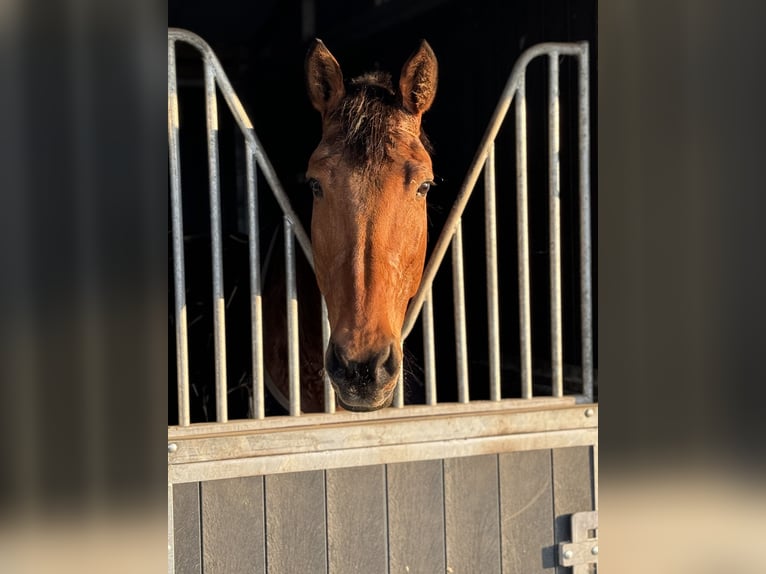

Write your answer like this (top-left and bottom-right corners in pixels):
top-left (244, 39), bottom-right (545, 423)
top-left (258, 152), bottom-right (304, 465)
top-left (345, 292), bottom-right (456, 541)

top-left (325, 340), bottom-right (400, 411)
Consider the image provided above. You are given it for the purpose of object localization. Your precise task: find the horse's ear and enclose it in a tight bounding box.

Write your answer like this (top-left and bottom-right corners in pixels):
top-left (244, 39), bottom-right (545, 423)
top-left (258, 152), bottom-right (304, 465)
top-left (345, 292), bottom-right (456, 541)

top-left (399, 40), bottom-right (438, 116)
top-left (305, 39), bottom-right (345, 116)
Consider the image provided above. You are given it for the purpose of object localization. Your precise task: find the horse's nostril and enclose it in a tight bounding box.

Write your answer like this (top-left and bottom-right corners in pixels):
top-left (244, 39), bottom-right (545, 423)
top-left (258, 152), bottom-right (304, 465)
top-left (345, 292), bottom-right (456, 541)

top-left (327, 340), bottom-right (399, 388)
top-left (376, 343), bottom-right (399, 379)
top-left (325, 341), bottom-right (348, 378)
top-left (373, 344), bottom-right (389, 369)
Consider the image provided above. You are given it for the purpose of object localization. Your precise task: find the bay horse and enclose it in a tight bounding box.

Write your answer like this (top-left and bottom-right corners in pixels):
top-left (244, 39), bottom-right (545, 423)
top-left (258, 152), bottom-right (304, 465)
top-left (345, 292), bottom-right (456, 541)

top-left (303, 39), bottom-right (438, 411)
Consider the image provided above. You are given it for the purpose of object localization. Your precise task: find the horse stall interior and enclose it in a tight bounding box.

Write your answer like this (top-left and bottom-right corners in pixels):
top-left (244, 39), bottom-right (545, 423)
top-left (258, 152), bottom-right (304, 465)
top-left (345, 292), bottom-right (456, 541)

top-left (168, 1), bottom-right (597, 572)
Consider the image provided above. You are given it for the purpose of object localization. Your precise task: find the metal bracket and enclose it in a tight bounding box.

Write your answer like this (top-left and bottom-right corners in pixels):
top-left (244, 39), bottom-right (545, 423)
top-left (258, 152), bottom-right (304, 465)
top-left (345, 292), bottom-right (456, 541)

top-left (558, 510), bottom-right (598, 572)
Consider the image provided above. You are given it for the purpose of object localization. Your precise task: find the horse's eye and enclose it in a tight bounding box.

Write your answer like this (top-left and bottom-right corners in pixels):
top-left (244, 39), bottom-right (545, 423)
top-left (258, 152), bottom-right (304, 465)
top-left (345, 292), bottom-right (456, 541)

top-left (308, 178), bottom-right (323, 198)
top-left (417, 181), bottom-right (433, 197)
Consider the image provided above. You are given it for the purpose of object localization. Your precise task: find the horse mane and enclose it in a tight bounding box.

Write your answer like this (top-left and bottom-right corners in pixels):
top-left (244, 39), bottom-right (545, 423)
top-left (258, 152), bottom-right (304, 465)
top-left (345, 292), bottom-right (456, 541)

top-left (330, 71), bottom-right (432, 166)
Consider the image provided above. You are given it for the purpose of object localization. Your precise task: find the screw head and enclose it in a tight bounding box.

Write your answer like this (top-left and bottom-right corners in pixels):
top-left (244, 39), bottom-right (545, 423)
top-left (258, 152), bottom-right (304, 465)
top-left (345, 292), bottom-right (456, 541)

top-left (585, 408), bottom-right (595, 417)
top-left (168, 443), bottom-right (178, 454)
top-left (591, 545), bottom-right (599, 555)
top-left (563, 550), bottom-right (574, 560)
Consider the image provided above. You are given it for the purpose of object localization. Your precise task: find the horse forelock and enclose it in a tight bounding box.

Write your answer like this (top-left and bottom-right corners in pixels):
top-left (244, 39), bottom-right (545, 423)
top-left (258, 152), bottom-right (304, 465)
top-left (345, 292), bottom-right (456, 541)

top-left (328, 71), bottom-right (431, 168)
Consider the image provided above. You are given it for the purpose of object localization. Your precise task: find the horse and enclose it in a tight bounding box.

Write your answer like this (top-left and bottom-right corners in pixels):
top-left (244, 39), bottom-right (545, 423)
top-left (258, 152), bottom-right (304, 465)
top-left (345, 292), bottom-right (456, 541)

top-left (301, 39), bottom-right (438, 411)
top-left (168, 37), bottom-right (438, 422)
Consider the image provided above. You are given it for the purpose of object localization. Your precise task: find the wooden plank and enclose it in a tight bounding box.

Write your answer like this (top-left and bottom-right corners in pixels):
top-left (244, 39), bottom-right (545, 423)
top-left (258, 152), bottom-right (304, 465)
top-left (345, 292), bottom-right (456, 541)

top-left (499, 450), bottom-right (556, 573)
top-left (169, 397), bottom-right (579, 437)
top-left (552, 446), bottom-right (595, 574)
top-left (170, 427), bottom-right (598, 484)
top-left (173, 481), bottom-right (201, 574)
top-left (444, 455), bottom-right (501, 573)
top-left (200, 477), bottom-right (265, 574)
top-left (326, 465), bottom-right (388, 573)
top-left (387, 460), bottom-right (446, 573)
top-left (169, 405), bottom-right (597, 464)
top-left (265, 470), bottom-right (327, 574)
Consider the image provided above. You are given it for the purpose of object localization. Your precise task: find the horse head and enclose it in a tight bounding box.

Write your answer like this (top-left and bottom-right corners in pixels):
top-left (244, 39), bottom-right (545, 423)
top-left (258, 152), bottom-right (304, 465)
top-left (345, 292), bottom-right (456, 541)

top-left (305, 39), bottom-right (438, 411)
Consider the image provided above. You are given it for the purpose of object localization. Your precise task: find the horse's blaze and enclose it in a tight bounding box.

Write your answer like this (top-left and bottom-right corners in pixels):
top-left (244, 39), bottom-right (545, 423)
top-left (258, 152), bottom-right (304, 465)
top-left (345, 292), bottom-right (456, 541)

top-left (305, 39), bottom-right (438, 411)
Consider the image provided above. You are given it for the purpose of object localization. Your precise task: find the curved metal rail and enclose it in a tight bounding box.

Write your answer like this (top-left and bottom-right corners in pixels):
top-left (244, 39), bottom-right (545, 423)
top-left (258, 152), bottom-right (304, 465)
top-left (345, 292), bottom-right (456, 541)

top-left (401, 42), bottom-right (593, 402)
top-left (168, 28), bottom-right (314, 424)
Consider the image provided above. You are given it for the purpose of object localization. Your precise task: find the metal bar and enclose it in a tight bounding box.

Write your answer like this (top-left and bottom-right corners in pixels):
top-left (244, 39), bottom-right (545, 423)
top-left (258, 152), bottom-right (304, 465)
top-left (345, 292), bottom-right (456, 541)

top-left (484, 143), bottom-right (501, 401)
top-left (321, 297), bottom-right (335, 413)
top-left (284, 217), bottom-right (301, 416)
top-left (422, 287), bottom-right (437, 405)
top-left (168, 39), bottom-right (191, 427)
top-left (167, 28), bottom-right (314, 269)
top-left (549, 52), bottom-right (564, 398)
top-left (516, 75), bottom-right (533, 399)
top-left (393, 358), bottom-right (404, 408)
top-left (205, 59), bottom-right (228, 422)
top-left (578, 43), bottom-right (594, 401)
top-left (452, 220), bottom-right (469, 402)
top-left (402, 42), bottom-right (585, 340)
top-left (246, 141), bottom-right (265, 419)
top-left (250, 130), bottom-right (314, 268)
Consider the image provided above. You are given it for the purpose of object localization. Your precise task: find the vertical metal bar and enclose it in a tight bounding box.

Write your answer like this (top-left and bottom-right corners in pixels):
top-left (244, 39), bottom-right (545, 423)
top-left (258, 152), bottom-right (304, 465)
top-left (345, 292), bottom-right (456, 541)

top-left (516, 76), bottom-right (533, 399)
top-left (578, 43), bottom-right (595, 401)
top-left (246, 141), bottom-right (265, 419)
top-left (422, 286), bottom-right (437, 405)
top-left (484, 143), bottom-right (501, 401)
top-left (284, 217), bottom-right (301, 416)
top-left (321, 297), bottom-right (335, 413)
top-left (393, 359), bottom-right (404, 408)
top-left (168, 39), bottom-right (190, 427)
top-left (452, 220), bottom-right (470, 402)
top-left (549, 52), bottom-right (564, 398)
top-left (204, 59), bottom-right (228, 422)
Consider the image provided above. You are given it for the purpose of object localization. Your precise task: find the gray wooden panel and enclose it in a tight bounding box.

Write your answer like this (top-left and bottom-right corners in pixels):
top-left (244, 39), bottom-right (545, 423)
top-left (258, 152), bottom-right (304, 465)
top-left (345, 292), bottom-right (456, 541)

top-left (265, 470), bottom-right (327, 574)
top-left (200, 477), bottom-right (265, 574)
top-left (387, 460), bottom-right (446, 574)
top-left (552, 446), bottom-right (595, 574)
top-left (499, 450), bottom-right (556, 573)
top-left (326, 465), bottom-right (388, 573)
top-left (444, 454), bottom-right (502, 573)
top-left (173, 481), bottom-right (201, 574)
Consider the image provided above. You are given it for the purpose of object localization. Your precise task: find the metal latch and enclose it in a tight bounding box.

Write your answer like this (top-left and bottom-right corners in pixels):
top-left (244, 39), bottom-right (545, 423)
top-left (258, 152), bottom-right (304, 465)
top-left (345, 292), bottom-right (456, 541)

top-left (558, 510), bottom-right (598, 572)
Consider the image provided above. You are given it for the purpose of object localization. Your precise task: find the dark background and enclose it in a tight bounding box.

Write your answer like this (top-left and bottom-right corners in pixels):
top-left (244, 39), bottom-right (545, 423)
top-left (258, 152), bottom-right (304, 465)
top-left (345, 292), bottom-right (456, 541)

top-left (168, 0), bottom-right (598, 420)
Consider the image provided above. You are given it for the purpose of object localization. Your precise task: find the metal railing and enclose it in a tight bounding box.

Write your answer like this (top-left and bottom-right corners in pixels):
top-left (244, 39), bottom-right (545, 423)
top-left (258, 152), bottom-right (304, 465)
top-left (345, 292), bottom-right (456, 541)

top-left (168, 28), bottom-right (317, 425)
top-left (168, 30), bottom-right (594, 425)
top-left (400, 41), bottom-right (594, 404)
